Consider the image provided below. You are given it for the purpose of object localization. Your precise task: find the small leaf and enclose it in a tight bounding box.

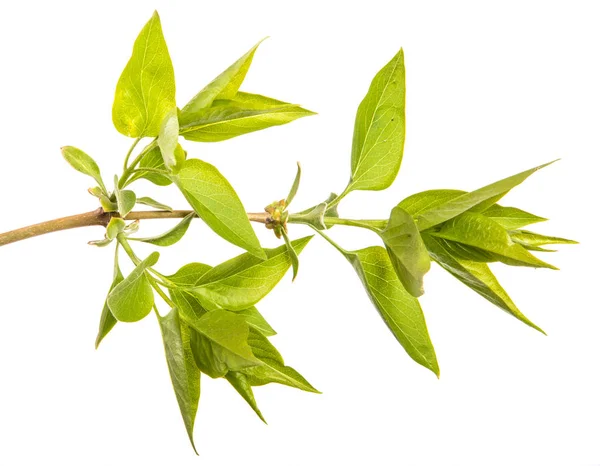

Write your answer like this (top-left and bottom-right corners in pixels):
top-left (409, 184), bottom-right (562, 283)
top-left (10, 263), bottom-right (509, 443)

top-left (130, 213), bottom-right (194, 247)
top-left (236, 307), bottom-right (276, 337)
top-left (189, 236), bottom-right (312, 311)
top-left (341, 246), bottom-right (439, 376)
top-left (112, 11), bottom-right (176, 137)
top-left (180, 104), bottom-right (315, 143)
top-left (482, 204), bottom-right (547, 230)
top-left (88, 238), bottom-right (113, 247)
top-left (509, 230), bottom-right (578, 247)
top-left (414, 161), bottom-right (556, 231)
top-left (136, 196), bottom-right (172, 211)
top-left (114, 176), bottom-right (136, 217)
top-left (285, 162), bottom-right (302, 207)
top-left (106, 217), bottom-right (126, 240)
top-left (173, 159), bottom-right (265, 259)
top-left (95, 246), bottom-right (124, 348)
top-left (281, 229), bottom-right (299, 281)
top-left (379, 206), bottom-right (430, 297)
top-left (348, 48), bottom-right (406, 192)
top-left (61, 146), bottom-right (105, 191)
top-left (158, 108), bottom-right (179, 169)
top-left (423, 233), bottom-right (544, 333)
top-left (107, 251), bottom-right (159, 322)
top-left (180, 40), bottom-right (265, 118)
top-left (226, 371), bottom-right (266, 423)
top-left (288, 202), bottom-right (327, 230)
top-left (430, 212), bottom-right (557, 269)
top-left (128, 146), bottom-right (173, 186)
top-left (158, 308), bottom-right (200, 454)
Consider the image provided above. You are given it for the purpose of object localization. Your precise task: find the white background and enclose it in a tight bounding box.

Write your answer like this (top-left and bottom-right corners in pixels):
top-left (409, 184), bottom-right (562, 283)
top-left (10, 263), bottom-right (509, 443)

top-left (0, 1), bottom-right (598, 464)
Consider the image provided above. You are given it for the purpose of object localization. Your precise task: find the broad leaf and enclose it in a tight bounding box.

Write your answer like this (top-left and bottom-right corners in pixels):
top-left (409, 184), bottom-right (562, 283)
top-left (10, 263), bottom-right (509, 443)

top-left (112, 11), bottom-right (176, 137)
top-left (379, 206), bottom-right (430, 297)
top-left (189, 236), bottom-right (312, 311)
top-left (168, 262), bottom-right (212, 286)
top-left (430, 212), bottom-right (557, 269)
top-left (342, 246), bottom-right (439, 376)
top-left (414, 161), bottom-right (556, 231)
top-left (179, 104), bottom-right (314, 142)
top-left (348, 48), bottom-right (406, 192)
top-left (107, 251), bottom-right (159, 322)
top-left (95, 246), bottom-right (124, 348)
top-left (423, 233), bottom-right (544, 333)
top-left (226, 371), bottom-right (266, 423)
top-left (158, 108), bottom-right (179, 169)
top-left (136, 196), bottom-right (172, 211)
top-left (130, 212), bottom-right (194, 247)
top-left (180, 40), bottom-right (264, 119)
top-left (482, 204), bottom-right (547, 230)
top-left (61, 146), bottom-right (105, 191)
top-left (174, 159), bottom-right (265, 259)
top-left (158, 308), bottom-right (200, 454)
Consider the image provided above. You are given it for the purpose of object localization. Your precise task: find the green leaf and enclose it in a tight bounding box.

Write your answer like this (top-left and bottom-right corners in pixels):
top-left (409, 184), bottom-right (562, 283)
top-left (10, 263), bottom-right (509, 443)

top-left (179, 104), bottom-right (315, 143)
top-left (180, 40), bottom-right (265, 118)
top-left (241, 328), bottom-right (319, 393)
top-left (106, 217), bottom-right (126, 240)
top-left (112, 11), bottom-right (176, 137)
top-left (341, 245), bottom-right (439, 376)
top-left (95, 246), bottom-right (124, 348)
top-left (114, 176), bottom-right (137, 217)
top-left (509, 230), bottom-right (578, 248)
top-left (61, 146), bottom-right (106, 191)
top-left (281, 230), bottom-right (299, 281)
top-left (158, 108), bottom-right (179, 169)
top-left (189, 236), bottom-right (312, 311)
top-left (173, 159), bottom-right (265, 259)
top-left (130, 213), bottom-right (194, 247)
top-left (286, 162), bottom-right (301, 207)
top-left (289, 202), bottom-right (327, 230)
top-left (136, 196), bottom-right (172, 211)
top-left (225, 371), bottom-right (266, 423)
top-left (379, 206), bottom-right (430, 297)
top-left (236, 307), bottom-right (276, 337)
top-left (158, 308), bottom-right (200, 454)
top-left (107, 251), bottom-right (159, 322)
top-left (482, 204), bottom-right (547, 229)
top-left (213, 91), bottom-right (291, 110)
top-left (398, 189), bottom-right (464, 216)
top-left (128, 146), bottom-right (173, 186)
top-left (168, 263), bottom-right (213, 286)
top-left (430, 212), bottom-right (557, 269)
top-left (347, 48), bottom-right (406, 192)
top-left (414, 161), bottom-right (556, 231)
top-left (423, 233), bottom-right (544, 333)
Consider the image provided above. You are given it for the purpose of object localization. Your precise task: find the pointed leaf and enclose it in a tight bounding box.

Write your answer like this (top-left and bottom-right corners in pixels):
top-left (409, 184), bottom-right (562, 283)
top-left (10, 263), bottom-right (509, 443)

top-left (236, 307), bottom-right (276, 336)
top-left (509, 230), bottom-right (578, 247)
top-left (130, 212), bottom-right (194, 247)
top-left (106, 217), bottom-right (126, 240)
top-left (174, 159), bottom-right (265, 258)
top-left (112, 11), bottom-right (176, 137)
top-left (158, 308), bottom-right (200, 454)
top-left (225, 371), bottom-right (266, 423)
top-left (482, 204), bottom-right (547, 229)
top-left (95, 246), bottom-right (124, 348)
top-left (158, 108), bottom-right (180, 169)
top-left (128, 146), bottom-right (173, 186)
top-left (286, 162), bottom-right (301, 207)
top-left (107, 252), bottom-right (159, 322)
top-left (348, 48), bottom-right (406, 192)
top-left (281, 230), bottom-right (299, 281)
top-left (61, 146), bottom-right (105, 190)
top-left (398, 189), bottom-right (464, 216)
top-left (189, 236), bottom-right (312, 311)
top-left (136, 196), bottom-right (172, 211)
top-left (423, 233), bottom-right (544, 333)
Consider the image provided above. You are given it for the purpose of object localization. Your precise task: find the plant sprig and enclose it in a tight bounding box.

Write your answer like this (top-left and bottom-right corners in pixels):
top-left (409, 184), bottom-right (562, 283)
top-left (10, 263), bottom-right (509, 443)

top-left (0, 10), bottom-right (576, 455)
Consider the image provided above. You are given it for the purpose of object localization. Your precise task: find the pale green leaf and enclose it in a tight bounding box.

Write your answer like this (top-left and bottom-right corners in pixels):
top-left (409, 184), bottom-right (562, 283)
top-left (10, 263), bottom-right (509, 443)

top-left (112, 11), bottom-right (176, 137)
top-left (136, 196), bottom-right (172, 211)
top-left (95, 246), bottom-right (124, 348)
top-left (226, 371), bottom-right (266, 423)
top-left (128, 146), bottom-right (173, 186)
top-left (130, 212), bottom-right (194, 247)
top-left (348, 48), bottom-right (405, 192)
top-left (286, 162), bottom-right (301, 207)
top-left (423, 233), bottom-right (544, 333)
top-left (158, 308), bottom-right (200, 454)
top-left (61, 146), bottom-right (105, 191)
top-left (397, 189), bottom-right (464, 216)
top-left (236, 307), bottom-right (276, 337)
top-left (379, 206), bottom-right (430, 297)
top-left (482, 204), bottom-right (547, 229)
top-left (281, 230), bottom-right (299, 281)
top-left (106, 218), bottom-right (126, 240)
top-left (158, 108), bottom-right (179, 169)
top-left (509, 230), bottom-right (578, 248)
top-left (107, 251), bottom-right (159, 322)
top-left (174, 159), bottom-right (265, 258)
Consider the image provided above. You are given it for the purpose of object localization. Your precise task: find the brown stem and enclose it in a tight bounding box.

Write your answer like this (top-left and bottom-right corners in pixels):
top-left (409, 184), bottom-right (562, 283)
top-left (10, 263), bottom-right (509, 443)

top-left (0, 209), bottom-right (270, 248)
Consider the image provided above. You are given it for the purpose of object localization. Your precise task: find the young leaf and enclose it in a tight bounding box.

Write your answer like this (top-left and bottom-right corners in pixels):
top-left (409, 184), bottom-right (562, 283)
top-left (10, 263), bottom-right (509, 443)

top-left (286, 162), bottom-right (301, 207)
top-left (158, 108), bottom-right (180, 169)
top-left (430, 212), bottom-right (557, 270)
top-left (379, 206), bottom-right (430, 297)
top-left (107, 251), bottom-right (159, 322)
top-left (288, 202), bottom-right (328, 230)
top-left (114, 176), bottom-right (136, 217)
top-left (225, 371), bottom-right (266, 423)
top-left (281, 229), bottom-right (299, 281)
top-left (236, 307), bottom-right (276, 337)
top-left (189, 236), bottom-right (312, 311)
top-left (128, 146), bottom-right (173, 186)
top-left (179, 104), bottom-right (315, 142)
top-left (423, 233), bottom-right (544, 333)
top-left (180, 39), bottom-right (265, 119)
top-left (106, 217), bottom-right (126, 240)
top-left (136, 196), bottom-right (173, 211)
top-left (214, 91), bottom-right (291, 110)
top-left (509, 230), bottom-right (578, 248)
top-left (167, 262), bottom-right (213, 286)
top-left (130, 212), bottom-right (194, 247)
top-left (158, 308), bottom-right (200, 454)
top-left (61, 146), bottom-right (106, 191)
top-left (95, 246), bottom-right (124, 348)
top-left (173, 159), bottom-right (265, 259)
top-left (341, 245), bottom-right (439, 376)
top-left (347, 48), bottom-right (406, 192)
top-left (481, 204), bottom-right (547, 230)
top-left (398, 189), bottom-right (464, 216)
top-left (414, 161), bottom-right (556, 231)
top-left (112, 11), bottom-right (176, 137)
